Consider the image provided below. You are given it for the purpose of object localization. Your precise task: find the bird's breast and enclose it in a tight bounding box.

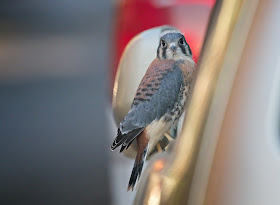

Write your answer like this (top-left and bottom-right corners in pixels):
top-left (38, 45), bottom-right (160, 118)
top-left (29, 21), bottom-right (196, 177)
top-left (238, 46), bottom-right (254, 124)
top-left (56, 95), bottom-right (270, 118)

top-left (144, 82), bottom-right (190, 155)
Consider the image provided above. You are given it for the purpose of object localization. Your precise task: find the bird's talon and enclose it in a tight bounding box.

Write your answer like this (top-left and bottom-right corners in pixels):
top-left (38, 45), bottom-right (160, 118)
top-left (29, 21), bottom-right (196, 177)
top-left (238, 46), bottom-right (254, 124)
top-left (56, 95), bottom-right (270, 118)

top-left (164, 133), bottom-right (174, 142)
top-left (156, 143), bottom-right (163, 152)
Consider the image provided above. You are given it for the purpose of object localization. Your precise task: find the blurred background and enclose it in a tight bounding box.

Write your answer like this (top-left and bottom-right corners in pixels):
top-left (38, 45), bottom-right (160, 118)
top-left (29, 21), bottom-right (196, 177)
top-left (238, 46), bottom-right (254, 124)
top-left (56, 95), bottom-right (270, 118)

top-left (0, 0), bottom-right (111, 204)
top-left (0, 0), bottom-right (215, 204)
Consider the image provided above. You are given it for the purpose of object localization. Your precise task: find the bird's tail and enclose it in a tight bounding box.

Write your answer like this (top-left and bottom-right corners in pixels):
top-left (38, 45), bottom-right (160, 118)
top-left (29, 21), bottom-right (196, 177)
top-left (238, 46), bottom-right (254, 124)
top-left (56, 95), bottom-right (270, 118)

top-left (127, 145), bottom-right (149, 191)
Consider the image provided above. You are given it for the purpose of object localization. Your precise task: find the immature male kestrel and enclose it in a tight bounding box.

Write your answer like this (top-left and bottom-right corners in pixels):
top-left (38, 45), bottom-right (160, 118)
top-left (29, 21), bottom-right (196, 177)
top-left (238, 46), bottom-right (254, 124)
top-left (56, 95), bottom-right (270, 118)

top-left (111, 27), bottom-right (196, 191)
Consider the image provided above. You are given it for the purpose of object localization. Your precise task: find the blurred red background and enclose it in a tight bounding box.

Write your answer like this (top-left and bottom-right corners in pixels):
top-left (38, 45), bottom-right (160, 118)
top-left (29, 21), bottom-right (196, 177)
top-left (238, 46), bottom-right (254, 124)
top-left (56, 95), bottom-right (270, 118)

top-left (112, 0), bottom-right (216, 83)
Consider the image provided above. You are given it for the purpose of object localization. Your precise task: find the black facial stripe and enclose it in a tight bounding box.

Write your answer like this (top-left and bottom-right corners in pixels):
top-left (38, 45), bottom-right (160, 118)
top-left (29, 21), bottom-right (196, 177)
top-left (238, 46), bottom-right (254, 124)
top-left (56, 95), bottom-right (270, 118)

top-left (179, 44), bottom-right (186, 55)
top-left (182, 36), bottom-right (192, 56)
top-left (188, 44), bottom-right (192, 56)
top-left (185, 41), bottom-right (192, 56)
top-left (157, 45), bottom-right (160, 58)
top-left (162, 47), bottom-right (167, 59)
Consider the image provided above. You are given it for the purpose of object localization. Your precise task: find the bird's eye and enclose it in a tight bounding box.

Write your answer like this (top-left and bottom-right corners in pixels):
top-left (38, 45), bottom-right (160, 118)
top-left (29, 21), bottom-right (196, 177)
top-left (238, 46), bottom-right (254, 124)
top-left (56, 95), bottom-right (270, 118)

top-left (179, 38), bottom-right (184, 45)
top-left (161, 40), bottom-right (166, 47)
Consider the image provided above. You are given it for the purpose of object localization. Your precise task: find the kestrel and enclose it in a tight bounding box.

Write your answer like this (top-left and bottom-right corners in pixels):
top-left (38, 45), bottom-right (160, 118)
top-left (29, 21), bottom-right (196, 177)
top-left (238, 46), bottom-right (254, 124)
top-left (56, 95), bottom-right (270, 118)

top-left (111, 27), bottom-right (196, 191)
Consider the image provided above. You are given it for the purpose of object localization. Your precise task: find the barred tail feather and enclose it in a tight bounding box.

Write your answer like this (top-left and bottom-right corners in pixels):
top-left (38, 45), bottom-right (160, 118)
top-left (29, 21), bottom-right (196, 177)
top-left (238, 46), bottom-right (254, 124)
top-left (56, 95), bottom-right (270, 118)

top-left (127, 145), bottom-right (148, 191)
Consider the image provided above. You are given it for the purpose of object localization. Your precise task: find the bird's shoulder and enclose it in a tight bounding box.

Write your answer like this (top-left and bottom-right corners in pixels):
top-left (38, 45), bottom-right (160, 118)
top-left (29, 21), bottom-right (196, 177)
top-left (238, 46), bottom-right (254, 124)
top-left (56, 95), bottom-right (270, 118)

top-left (132, 59), bottom-right (177, 105)
top-left (132, 58), bottom-right (195, 105)
top-left (176, 58), bottom-right (196, 84)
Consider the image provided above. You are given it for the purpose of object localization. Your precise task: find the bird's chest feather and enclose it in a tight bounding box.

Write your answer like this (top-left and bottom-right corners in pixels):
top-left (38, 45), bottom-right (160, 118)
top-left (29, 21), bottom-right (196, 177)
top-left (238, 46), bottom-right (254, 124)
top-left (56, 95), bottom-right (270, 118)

top-left (163, 81), bottom-right (190, 123)
top-left (144, 82), bottom-right (190, 154)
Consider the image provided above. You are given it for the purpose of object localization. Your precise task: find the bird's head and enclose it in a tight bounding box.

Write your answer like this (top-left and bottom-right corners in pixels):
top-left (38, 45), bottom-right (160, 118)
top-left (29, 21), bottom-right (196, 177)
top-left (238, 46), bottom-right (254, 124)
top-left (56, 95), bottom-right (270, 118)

top-left (157, 29), bottom-right (192, 61)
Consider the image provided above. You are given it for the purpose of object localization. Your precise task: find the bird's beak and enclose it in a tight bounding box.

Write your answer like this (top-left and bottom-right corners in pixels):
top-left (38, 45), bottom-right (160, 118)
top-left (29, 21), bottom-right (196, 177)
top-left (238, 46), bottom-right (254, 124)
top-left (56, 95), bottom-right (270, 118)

top-left (170, 45), bottom-right (177, 52)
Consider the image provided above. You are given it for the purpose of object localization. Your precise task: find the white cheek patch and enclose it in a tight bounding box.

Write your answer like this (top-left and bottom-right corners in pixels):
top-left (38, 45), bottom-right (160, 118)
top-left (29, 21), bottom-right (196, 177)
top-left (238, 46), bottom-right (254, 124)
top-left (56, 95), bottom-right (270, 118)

top-left (165, 49), bottom-right (173, 59)
top-left (166, 48), bottom-right (186, 60)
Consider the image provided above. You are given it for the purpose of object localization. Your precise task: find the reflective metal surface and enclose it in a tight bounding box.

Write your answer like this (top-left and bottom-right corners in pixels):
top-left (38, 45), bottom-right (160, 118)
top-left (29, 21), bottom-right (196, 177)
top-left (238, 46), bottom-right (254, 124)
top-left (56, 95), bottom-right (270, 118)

top-left (202, 0), bottom-right (280, 204)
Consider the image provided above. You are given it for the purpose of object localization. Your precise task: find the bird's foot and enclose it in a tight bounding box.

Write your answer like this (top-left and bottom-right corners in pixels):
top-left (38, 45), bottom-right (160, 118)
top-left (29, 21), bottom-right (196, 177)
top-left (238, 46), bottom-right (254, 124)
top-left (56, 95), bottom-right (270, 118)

top-left (156, 143), bottom-right (163, 152)
top-left (164, 133), bottom-right (174, 142)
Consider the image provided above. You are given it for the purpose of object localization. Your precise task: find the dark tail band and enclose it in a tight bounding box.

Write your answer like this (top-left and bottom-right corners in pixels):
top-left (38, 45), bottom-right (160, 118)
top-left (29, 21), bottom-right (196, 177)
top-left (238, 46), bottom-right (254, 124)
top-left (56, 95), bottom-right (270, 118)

top-left (127, 146), bottom-right (148, 191)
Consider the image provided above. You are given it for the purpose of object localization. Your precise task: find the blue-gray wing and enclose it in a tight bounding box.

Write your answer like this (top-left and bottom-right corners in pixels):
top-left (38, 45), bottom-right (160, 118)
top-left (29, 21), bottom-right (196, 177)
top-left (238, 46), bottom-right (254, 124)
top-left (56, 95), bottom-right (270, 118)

top-left (120, 64), bottom-right (183, 134)
top-left (111, 60), bottom-right (184, 151)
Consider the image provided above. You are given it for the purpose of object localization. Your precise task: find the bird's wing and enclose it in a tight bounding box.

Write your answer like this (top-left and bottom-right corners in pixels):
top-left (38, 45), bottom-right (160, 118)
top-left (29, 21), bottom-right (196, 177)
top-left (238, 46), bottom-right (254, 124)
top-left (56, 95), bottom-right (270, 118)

top-left (122, 59), bottom-right (184, 130)
top-left (111, 59), bottom-right (185, 151)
